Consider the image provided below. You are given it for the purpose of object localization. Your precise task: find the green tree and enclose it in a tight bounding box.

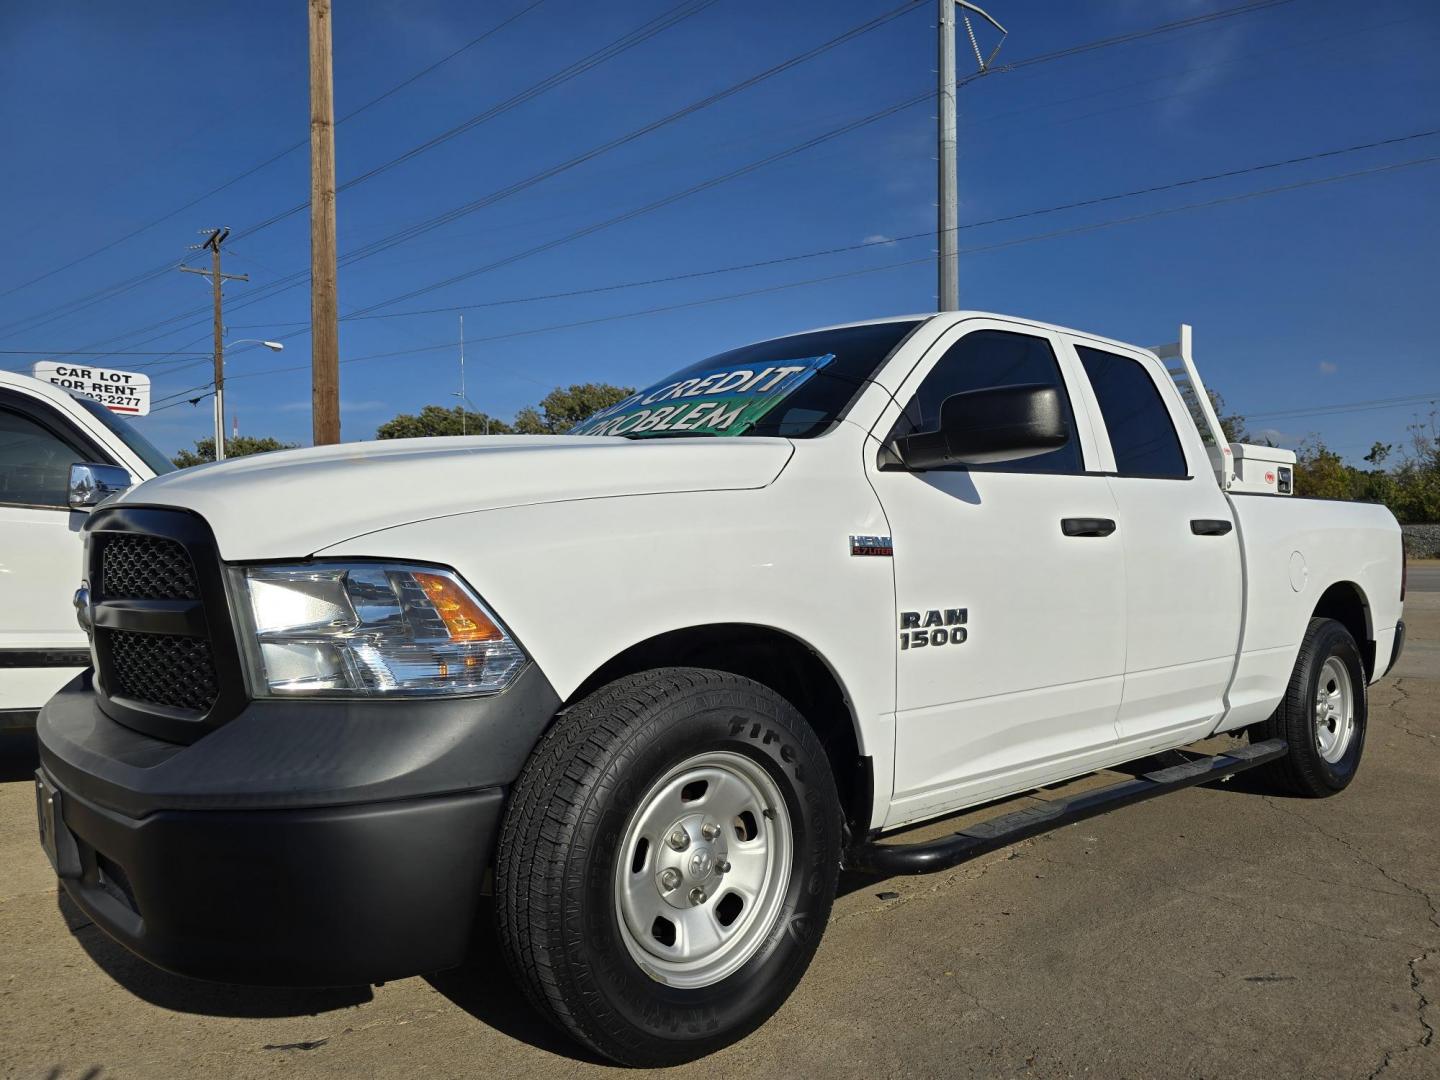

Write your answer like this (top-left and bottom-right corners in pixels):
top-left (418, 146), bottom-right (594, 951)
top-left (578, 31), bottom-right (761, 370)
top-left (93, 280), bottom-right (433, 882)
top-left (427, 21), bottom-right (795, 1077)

top-left (1390, 413), bottom-right (1440, 524)
top-left (512, 383), bottom-right (635, 434)
top-left (1293, 439), bottom-right (1354, 500)
top-left (376, 405), bottom-right (514, 439)
top-left (173, 435), bottom-right (297, 468)
top-left (1208, 389), bottom-right (1248, 444)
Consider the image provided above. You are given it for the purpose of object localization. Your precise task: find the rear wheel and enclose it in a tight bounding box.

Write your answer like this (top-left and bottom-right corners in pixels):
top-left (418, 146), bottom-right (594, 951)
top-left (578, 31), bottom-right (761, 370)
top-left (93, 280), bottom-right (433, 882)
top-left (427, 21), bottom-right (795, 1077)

top-left (1251, 617), bottom-right (1367, 797)
top-left (495, 668), bottom-right (841, 1066)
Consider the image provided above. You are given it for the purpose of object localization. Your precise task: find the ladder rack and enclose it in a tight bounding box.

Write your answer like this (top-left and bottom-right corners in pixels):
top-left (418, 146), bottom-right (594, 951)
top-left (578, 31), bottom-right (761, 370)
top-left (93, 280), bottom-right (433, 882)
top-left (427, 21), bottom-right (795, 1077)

top-left (1149, 323), bottom-right (1233, 489)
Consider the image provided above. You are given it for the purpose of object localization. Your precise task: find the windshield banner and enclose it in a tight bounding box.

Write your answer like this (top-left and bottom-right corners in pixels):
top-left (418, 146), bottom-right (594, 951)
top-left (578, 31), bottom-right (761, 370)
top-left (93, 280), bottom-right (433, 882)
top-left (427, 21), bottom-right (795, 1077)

top-left (572, 354), bottom-right (835, 437)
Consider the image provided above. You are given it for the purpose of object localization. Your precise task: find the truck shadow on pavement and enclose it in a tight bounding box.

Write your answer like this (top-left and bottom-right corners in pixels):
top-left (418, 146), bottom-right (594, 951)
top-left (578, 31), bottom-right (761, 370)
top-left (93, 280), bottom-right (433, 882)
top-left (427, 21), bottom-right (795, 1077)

top-left (56, 893), bottom-right (373, 1018)
top-left (55, 882), bottom-right (600, 1058)
top-left (0, 730), bottom-right (39, 781)
top-left (423, 900), bottom-right (611, 1064)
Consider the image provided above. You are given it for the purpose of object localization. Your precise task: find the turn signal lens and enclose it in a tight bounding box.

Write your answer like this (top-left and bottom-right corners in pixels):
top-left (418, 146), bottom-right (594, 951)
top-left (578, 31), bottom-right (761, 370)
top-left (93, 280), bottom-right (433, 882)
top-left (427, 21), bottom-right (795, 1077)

top-left (413, 572), bottom-right (502, 642)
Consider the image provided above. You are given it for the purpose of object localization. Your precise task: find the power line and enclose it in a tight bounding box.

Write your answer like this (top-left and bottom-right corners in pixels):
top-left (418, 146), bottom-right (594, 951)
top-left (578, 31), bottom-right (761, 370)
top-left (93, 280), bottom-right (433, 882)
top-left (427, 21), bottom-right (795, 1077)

top-left (66, 0), bottom-right (1299, 362)
top-left (144, 152), bottom-right (1440, 404)
top-left (66, 1), bottom-right (932, 363)
top-left (107, 119), bottom-right (1440, 385)
top-left (0, 0), bottom-right (551, 311)
top-left (0, 348), bottom-right (211, 356)
top-left (232, 126), bottom-right (1428, 326)
top-left (229, 0), bottom-right (1328, 325)
top-left (1250, 392), bottom-right (1440, 421)
top-left (41, 0), bottom-right (724, 357)
top-left (230, 0), bottom-right (725, 242)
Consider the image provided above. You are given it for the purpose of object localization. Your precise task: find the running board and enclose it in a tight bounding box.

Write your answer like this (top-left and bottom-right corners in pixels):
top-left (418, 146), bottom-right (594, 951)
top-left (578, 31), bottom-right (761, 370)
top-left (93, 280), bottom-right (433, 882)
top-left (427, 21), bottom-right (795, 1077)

top-left (847, 738), bottom-right (1288, 876)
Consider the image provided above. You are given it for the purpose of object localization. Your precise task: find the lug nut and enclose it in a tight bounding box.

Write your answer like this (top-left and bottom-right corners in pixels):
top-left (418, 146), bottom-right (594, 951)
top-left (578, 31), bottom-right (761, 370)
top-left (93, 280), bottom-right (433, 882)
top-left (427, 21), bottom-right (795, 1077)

top-left (659, 868), bottom-right (682, 891)
top-left (667, 828), bottom-right (690, 852)
top-left (689, 887), bottom-right (707, 906)
top-left (715, 859), bottom-right (731, 874)
top-left (700, 822), bottom-right (721, 840)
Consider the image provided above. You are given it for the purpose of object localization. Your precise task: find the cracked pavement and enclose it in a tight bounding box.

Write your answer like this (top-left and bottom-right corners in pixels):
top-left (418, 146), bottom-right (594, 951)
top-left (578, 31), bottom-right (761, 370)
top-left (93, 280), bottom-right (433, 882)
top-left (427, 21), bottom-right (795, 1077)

top-left (3, 564), bottom-right (1437, 1079)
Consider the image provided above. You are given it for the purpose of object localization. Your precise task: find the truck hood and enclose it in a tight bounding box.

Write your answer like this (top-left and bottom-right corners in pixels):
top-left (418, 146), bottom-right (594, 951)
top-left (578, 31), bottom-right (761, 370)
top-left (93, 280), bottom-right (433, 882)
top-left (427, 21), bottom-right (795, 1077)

top-left (116, 435), bottom-right (794, 560)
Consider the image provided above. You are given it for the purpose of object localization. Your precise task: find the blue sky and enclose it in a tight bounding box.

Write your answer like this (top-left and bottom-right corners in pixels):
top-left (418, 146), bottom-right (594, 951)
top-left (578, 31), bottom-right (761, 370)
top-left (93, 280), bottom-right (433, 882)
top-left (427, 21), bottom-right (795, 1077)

top-left (1, 0), bottom-right (1436, 462)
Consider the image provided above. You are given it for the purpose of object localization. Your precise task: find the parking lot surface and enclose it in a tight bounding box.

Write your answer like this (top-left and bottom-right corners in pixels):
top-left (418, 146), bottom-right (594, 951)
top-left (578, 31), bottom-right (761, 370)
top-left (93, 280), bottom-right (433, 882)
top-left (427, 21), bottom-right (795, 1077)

top-left (2, 566), bottom-right (1436, 1080)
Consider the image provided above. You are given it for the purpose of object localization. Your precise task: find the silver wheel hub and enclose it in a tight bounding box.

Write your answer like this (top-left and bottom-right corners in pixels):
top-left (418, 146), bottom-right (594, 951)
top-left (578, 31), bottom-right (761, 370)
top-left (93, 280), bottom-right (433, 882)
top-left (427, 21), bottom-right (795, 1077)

top-left (1314, 656), bottom-right (1356, 764)
top-left (614, 751), bottom-right (793, 989)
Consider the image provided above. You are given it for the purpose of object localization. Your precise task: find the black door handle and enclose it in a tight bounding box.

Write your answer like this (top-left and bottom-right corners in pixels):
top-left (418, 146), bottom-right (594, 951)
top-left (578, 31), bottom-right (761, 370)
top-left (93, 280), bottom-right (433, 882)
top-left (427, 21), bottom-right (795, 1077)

top-left (1060, 517), bottom-right (1116, 537)
top-left (1190, 519), bottom-right (1233, 536)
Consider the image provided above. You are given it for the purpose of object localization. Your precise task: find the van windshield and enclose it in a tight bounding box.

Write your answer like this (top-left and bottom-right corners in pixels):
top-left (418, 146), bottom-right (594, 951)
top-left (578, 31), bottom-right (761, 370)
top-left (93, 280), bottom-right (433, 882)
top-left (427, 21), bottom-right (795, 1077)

top-left (71, 395), bottom-right (176, 475)
top-left (570, 319), bottom-right (922, 440)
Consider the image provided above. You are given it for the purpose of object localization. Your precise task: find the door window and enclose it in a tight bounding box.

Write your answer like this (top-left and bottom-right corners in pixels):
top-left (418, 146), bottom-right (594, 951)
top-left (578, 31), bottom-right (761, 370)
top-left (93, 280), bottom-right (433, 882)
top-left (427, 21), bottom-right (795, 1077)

top-left (0, 408), bottom-right (79, 507)
top-left (891, 328), bottom-right (1081, 474)
top-left (1074, 346), bottom-right (1187, 478)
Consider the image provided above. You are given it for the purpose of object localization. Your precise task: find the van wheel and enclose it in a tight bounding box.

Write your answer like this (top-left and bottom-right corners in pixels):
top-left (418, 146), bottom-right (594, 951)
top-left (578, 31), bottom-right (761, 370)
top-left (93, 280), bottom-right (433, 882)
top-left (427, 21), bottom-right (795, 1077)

top-left (1250, 617), bottom-right (1367, 797)
top-left (495, 668), bottom-right (841, 1066)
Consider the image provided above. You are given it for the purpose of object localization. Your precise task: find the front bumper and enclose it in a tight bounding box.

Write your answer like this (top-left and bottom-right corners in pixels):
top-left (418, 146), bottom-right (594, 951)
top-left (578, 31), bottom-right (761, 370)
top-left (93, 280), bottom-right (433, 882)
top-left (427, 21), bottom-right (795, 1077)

top-left (36, 665), bottom-right (559, 987)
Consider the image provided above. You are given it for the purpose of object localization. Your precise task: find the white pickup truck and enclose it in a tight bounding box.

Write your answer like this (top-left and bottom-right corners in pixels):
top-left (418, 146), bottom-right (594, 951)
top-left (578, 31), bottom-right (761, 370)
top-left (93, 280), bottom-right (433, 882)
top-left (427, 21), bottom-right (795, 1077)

top-left (1, 371), bottom-right (170, 730)
top-left (35, 312), bottom-right (1405, 1065)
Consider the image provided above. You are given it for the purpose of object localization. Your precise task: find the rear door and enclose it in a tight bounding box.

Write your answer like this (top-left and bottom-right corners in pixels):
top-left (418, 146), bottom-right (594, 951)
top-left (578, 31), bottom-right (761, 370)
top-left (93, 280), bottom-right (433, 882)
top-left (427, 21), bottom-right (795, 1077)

top-left (868, 318), bottom-right (1127, 827)
top-left (1062, 338), bottom-right (1243, 747)
top-left (0, 391), bottom-right (107, 713)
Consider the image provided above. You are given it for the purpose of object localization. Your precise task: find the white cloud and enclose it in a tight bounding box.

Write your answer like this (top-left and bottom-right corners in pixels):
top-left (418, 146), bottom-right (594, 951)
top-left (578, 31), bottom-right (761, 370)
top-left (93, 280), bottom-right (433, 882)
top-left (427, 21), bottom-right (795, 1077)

top-left (1318, 361), bottom-right (1339, 375)
top-left (862, 233), bottom-right (898, 247)
top-left (1253, 428), bottom-right (1298, 448)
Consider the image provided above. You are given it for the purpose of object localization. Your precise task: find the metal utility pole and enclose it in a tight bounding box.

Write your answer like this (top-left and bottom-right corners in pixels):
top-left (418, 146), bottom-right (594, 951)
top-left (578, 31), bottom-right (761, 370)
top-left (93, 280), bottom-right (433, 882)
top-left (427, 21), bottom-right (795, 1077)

top-left (458, 315), bottom-right (466, 436)
top-left (179, 228), bottom-right (247, 460)
top-left (309, 0), bottom-right (341, 446)
top-left (937, 1), bottom-right (1006, 311)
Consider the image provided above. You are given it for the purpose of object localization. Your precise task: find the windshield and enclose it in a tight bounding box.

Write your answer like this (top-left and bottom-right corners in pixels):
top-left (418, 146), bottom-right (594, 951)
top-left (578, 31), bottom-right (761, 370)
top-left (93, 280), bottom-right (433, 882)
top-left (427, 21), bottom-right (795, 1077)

top-left (570, 319), bottom-right (922, 440)
top-left (71, 395), bottom-right (176, 475)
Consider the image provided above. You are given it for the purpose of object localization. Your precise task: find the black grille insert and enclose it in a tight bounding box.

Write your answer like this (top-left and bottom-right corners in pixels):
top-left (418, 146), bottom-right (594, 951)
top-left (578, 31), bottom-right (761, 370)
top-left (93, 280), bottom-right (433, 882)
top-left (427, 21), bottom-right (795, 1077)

top-left (102, 534), bottom-right (198, 600)
top-left (108, 630), bottom-right (218, 712)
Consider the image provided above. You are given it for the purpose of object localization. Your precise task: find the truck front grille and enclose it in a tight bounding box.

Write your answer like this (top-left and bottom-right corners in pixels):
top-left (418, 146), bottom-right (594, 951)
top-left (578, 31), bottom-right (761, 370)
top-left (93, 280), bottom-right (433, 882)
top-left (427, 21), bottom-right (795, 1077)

top-left (101, 534), bottom-right (198, 600)
top-left (85, 507), bottom-right (245, 742)
top-left (107, 630), bottom-right (219, 713)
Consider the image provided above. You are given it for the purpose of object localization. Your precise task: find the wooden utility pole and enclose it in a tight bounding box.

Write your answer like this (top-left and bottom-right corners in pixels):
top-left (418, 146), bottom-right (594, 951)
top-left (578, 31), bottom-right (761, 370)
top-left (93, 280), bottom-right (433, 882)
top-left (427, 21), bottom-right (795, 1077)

top-left (309, 0), bottom-right (340, 445)
top-left (179, 228), bottom-right (247, 460)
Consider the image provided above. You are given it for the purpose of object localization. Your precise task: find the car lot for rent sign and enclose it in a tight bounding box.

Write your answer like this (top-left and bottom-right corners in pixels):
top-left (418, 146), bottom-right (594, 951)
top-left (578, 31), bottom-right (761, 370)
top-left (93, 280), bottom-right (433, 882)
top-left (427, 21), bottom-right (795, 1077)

top-left (32, 361), bottom-right (151, 415)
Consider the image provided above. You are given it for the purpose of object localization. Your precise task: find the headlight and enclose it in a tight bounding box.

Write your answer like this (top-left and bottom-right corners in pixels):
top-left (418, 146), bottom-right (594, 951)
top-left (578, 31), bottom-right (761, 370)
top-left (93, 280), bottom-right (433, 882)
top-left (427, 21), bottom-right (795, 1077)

top-left (235, 562), bottom-right (526, 697)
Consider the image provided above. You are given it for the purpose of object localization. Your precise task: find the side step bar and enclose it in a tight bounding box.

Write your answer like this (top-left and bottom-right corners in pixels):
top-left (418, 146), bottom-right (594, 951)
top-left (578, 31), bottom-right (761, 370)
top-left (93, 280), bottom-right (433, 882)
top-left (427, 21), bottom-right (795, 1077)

top-left (847, 738), bottom-right (1288, 876)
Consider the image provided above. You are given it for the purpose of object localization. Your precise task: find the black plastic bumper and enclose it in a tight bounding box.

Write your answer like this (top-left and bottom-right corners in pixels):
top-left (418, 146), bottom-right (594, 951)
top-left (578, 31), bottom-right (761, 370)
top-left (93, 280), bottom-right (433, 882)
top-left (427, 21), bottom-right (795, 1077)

top-left (35, 665), bottom-right (559, 987)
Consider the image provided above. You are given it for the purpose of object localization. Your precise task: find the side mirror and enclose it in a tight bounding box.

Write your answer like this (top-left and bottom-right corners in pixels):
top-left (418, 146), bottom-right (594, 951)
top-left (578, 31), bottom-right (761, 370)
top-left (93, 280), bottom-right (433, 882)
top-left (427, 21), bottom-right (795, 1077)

top-left (887, 384), bottom-right (1069, 471)
top-left (68, 462), bottom-right (133, 510)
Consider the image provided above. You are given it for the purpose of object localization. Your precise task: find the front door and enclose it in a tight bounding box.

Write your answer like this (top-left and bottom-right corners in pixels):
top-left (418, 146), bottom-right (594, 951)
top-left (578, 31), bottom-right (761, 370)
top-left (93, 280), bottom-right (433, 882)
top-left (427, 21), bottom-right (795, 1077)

top-left (0, 401), bottom-right (94, 712)
top-left (869, 319), bottom-right (1127, 828)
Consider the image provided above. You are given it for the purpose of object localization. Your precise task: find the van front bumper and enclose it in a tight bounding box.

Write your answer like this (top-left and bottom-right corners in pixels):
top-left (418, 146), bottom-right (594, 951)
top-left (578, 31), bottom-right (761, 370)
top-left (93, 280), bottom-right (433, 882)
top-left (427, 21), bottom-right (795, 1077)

top-left (35, 665), bottom-right (559, 987)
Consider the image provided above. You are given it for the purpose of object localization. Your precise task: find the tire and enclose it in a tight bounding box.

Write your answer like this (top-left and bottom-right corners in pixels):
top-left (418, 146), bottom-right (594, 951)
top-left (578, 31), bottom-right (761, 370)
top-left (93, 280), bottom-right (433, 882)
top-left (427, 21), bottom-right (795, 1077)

top-left (1250, 617), bottom-right (1368, 797)
top-left (495, 667), bottom-right (842, 1066)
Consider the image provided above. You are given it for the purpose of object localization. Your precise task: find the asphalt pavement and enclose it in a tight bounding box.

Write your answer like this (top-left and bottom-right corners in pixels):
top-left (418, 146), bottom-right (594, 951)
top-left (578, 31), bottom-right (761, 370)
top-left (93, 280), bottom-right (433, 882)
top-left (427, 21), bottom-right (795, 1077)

top-left (2, 567), bottom-right (1437, 1080)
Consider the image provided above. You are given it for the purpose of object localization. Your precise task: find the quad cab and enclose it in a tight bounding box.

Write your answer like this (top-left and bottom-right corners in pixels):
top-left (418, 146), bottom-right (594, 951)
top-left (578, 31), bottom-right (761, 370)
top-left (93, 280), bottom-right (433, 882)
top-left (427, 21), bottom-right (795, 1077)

top-left (35, 313), bottom-right (1404, 1064)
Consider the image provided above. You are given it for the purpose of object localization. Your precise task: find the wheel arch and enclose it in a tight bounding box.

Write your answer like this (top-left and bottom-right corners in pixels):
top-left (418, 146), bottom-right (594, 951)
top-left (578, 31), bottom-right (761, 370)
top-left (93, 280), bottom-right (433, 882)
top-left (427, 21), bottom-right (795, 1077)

top-left (567, 623), bottom-right (872, 834)
top-left (1311, 579), bottom-right (1374, 675)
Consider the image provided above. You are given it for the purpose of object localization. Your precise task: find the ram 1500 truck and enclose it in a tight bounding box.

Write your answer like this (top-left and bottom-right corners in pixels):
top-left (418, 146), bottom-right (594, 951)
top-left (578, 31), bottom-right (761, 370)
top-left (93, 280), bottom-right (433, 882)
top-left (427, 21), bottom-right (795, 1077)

top-left (1, 371), bottom-right (170, 730)
top-left (35, 312), bottom-right (1405, 1065)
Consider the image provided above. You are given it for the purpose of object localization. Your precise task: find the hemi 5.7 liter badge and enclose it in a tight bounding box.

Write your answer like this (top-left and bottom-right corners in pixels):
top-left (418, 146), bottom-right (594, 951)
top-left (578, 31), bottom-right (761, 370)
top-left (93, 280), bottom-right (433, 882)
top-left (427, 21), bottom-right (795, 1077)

top-left (900, 608), bottom-right (968, 649)
top-left (850, 535), bottom-right (893, 557)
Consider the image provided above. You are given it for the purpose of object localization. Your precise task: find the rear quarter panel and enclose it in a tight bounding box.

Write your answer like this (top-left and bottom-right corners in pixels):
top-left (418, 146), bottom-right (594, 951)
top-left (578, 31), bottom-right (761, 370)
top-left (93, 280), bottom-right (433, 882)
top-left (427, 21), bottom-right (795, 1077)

top-left (1222, 493), bottom-right (1402, 730)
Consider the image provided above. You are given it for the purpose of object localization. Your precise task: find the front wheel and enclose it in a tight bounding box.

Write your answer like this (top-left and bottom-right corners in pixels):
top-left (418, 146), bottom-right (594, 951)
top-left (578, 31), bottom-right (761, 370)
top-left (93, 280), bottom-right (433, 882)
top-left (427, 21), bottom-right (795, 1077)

top-left (495, 668), bottom-right (841, 1066)
top-left (1250, 617), bottom-right (1368, 797)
